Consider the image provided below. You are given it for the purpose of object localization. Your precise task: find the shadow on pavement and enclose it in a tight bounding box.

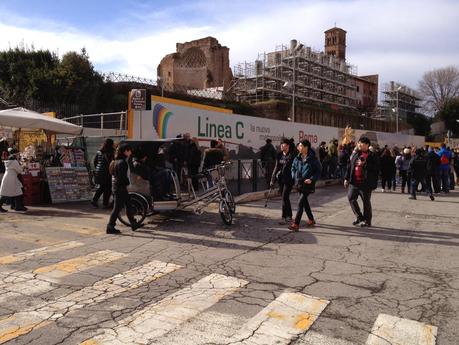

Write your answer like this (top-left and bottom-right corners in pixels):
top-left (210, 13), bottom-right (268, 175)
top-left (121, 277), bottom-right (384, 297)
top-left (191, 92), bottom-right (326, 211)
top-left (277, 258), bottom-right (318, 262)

top-left (316, 223), bottom-right (459, 247)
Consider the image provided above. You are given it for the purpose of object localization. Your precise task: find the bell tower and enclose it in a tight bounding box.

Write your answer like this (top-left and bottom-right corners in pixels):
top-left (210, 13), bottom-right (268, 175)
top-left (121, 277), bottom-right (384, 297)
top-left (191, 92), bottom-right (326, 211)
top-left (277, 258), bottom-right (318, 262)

top-left (324, 27), bottom-right (346, 61)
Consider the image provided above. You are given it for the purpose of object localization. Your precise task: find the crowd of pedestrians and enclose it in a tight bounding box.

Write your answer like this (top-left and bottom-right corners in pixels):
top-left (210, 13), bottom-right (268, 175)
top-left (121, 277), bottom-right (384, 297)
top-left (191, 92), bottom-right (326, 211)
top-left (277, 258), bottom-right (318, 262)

top-left (269, 136), bottom-right (459, 231)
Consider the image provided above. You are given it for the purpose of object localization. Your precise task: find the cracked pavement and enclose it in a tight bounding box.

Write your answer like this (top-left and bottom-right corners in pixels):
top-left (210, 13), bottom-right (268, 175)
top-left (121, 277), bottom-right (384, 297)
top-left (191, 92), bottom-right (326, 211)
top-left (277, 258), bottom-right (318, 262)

top-left (0, 186), bottom-right (458, 344)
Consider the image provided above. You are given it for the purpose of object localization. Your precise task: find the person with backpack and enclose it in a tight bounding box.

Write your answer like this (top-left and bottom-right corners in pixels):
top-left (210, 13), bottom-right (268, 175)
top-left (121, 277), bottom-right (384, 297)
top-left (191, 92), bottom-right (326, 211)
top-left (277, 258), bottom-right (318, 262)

top-left (437, 143), bottom-right (452, 193)
top-left (289, 139), bottom-right (322, 232)
top-left (272, 138), bottom-right (296, 225)
top-left (106, 143), bottom-right (142, 234)
top-left (91, 138), bottom-right (114, 208)
top-left (408, 148), bottom-right (434, 201)
top-left (344, 136), bottom-right (380, 227)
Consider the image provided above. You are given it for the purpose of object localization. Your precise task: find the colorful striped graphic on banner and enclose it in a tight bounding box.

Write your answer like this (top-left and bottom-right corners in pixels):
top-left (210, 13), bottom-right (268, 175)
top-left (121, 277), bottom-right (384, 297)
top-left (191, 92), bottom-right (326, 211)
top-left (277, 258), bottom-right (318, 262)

top-left (153, 104), bottom-right (173, 139)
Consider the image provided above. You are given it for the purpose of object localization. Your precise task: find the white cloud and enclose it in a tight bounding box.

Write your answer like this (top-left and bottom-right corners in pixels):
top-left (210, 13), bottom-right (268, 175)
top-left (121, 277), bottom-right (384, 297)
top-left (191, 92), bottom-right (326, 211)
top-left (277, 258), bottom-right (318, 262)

top-left (0, 0), bottom-right (458, 91)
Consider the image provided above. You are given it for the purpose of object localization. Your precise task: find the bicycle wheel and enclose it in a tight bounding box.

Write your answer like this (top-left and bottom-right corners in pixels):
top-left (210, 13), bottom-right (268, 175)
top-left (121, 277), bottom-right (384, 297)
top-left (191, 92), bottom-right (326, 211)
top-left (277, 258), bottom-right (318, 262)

top-left (223, 190), bottom-right (236, 213)
top-left (118, 193), bottom-right (147, 227)
top-left (219, 199), bottom-right (233, 225)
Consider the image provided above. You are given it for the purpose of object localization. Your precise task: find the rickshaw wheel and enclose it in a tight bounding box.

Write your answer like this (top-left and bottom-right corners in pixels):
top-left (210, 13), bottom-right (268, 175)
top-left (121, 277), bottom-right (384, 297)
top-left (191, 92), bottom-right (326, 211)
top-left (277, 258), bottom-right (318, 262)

top-left (224, 190), bottom-right (236, 213)
top-left (219, 199), bottom-right (233, 225)
top-left (118, 193), bottom-right (147, 227)
top-left (144, 195), bottom-right (155, 216)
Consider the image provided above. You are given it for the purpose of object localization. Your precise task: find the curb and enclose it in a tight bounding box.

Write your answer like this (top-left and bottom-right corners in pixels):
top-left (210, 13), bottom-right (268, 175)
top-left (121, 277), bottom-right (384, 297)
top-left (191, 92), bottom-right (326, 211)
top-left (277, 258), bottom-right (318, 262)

top-left (234, 179), bottom-right (341, 204)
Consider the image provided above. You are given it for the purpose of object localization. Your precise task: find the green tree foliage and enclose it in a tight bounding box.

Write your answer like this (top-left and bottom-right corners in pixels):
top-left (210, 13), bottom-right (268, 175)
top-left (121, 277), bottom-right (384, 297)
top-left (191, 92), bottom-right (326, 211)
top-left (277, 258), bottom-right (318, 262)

top-left (437, 98), bottom-right (459, 137)
top-left (0, 48), bottom-right (60, 106)
top-left (0, 47), bottom-right (124, 116)
top-left (406, 113), bottom-right (432, 136)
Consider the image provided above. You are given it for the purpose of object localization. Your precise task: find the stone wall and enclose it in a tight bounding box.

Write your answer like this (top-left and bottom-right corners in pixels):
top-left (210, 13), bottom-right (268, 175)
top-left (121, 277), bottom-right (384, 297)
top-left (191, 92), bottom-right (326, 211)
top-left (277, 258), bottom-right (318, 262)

top-left (158, 37), bottom-right (233, 90)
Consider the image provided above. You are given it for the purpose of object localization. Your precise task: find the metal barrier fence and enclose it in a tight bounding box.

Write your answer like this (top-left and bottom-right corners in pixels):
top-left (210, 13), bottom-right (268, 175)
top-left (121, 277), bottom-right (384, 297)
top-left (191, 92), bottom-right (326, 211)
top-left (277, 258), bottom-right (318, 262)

top-left (61, 111), bottom-right (127, 130)
top-left (225, 159), bottom-right (268, 196)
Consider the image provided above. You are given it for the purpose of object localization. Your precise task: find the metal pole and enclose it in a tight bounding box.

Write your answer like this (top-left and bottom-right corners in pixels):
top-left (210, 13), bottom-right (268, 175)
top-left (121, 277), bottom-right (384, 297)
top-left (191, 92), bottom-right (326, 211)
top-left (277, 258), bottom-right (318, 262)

top-left (292, 54), bottom-right (296, 123)
top-left (120, 112), bottom-right (124, 131)
top-left (237, 160), bottom-right (241, 196)
top-left (396, 90), bottom-right (399, 134)
top-left (100, 113), bottom-right (104, 137)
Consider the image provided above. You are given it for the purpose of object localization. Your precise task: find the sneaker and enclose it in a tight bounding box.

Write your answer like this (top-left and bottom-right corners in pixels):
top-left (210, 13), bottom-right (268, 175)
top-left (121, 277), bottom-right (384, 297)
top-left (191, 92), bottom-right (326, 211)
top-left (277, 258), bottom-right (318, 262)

top-left (306, 219), bottom-right (316, 227)
top-left (381, 189), bottom-right (385, 193)
top-left (90, 200), bottom-right (98, 208)
top-left (288, 223), bottom-right (300, 232)
top-left (360, 221), bottom-right (371, 227)
top-left (106, 226), bottom-right (121, 234)
top-left (408, 196), bottom-right (416, 200)
top-left (429, 194), bottom-right (435, 201)
top-left (352, 217), bottom-right (363, 226)
top-left (0, 206), bottom-right (7, 213)
top-left (14, 207), bottom-right (28, 212)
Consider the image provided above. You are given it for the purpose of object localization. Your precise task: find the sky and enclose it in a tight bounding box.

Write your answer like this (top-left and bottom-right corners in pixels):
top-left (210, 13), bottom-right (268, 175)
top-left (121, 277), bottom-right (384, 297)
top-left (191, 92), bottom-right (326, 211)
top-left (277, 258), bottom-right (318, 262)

top-left (0, 0), bottom-right (458, 93)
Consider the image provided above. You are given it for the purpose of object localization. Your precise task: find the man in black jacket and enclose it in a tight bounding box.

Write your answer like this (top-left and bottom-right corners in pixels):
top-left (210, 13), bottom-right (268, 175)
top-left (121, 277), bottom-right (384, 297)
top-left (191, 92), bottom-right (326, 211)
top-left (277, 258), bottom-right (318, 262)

top-left (344, 136), bottom-right (380, 227)
top-left (107, 143), bottom-right (141, 234)
top-left (409, 148), bottom-right (434, 200)
top-left (259, 139), bottom-right (277, 188)
top-left (425, 146), bottom-right (440, 194)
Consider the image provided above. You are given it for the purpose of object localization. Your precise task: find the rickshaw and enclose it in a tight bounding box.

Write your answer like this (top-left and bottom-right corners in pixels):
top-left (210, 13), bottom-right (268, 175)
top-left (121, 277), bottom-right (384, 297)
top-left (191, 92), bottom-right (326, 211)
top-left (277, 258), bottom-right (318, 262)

top-left (117, 139), bottom-right (236, 227)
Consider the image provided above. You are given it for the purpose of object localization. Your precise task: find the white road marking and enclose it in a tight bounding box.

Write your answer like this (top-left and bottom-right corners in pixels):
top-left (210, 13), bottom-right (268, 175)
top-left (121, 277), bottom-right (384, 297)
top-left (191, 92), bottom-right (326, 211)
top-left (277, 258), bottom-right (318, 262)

top-left (0, 250), bottom-right (127, 303)
top-left (0, 260), bottom-right (182, 344)
top-left (366, 314), bottom-right (437, 345)
top-left (230, 292), bottom-right (329, 345)
top-left (82, 273), bottom-right (248, 345)
top-left (0, 241), bottom-right (84, 265)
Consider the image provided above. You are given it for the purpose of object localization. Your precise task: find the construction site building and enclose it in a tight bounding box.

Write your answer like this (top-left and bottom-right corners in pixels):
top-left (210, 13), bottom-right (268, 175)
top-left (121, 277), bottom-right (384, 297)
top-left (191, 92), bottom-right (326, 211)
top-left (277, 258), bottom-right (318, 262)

top-left (232, 38), bottom-right (358, 113)
top-left (382, 81), bottom-right (423, 120)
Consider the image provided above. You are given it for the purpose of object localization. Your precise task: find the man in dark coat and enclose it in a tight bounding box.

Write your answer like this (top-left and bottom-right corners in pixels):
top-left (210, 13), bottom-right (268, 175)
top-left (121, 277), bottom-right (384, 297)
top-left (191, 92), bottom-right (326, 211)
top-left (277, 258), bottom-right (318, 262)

top-left (344, 136), bottom-right (380, 227)
top-left (259, 139), bottom-right (277, 188)
top-left (425, 146), bottom-right (440, 194)
top-left (409, 148), bottom-right (433, 200)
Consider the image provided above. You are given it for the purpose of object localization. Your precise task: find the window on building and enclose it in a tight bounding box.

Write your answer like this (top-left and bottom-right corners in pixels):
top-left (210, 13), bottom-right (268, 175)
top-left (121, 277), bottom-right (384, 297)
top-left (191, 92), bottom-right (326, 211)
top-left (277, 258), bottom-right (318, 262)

top-left (356, 86), bottom-right (360, 92)
top-left (168, 71), bottom-right (171, 77)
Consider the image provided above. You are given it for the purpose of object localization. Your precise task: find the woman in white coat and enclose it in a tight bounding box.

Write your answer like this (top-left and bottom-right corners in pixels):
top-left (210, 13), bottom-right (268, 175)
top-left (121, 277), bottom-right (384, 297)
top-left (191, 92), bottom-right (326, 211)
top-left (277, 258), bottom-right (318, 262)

top-left (0, 150), bottom-right (27, 213)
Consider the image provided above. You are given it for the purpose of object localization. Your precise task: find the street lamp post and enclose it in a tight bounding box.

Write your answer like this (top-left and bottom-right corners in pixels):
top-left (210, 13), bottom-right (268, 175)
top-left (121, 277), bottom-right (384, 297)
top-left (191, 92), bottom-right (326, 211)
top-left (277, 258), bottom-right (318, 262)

top-left (395, 86), bottom-right (402, 134)
top-left (292, 57), bottom-right (295, 123)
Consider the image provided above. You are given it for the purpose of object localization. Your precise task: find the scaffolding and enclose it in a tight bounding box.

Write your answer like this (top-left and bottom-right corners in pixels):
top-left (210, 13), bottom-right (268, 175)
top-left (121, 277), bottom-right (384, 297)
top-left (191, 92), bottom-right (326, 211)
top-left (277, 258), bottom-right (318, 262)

top-left (382, 81), bottom-right (422, 120)
top-left (232, 40), bottom-right (358, 109)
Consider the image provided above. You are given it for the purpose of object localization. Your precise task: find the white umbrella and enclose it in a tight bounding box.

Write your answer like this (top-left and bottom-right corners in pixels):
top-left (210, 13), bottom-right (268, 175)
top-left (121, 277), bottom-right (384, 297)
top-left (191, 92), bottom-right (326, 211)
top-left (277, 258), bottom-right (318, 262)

top-left (0, 107), bottom-right (83, 135)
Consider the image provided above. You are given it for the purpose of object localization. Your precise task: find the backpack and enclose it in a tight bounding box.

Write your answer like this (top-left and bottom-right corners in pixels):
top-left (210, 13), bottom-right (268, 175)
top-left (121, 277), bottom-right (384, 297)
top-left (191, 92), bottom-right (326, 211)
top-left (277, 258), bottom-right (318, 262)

top-left (440, 153), bottom-right (449, 165)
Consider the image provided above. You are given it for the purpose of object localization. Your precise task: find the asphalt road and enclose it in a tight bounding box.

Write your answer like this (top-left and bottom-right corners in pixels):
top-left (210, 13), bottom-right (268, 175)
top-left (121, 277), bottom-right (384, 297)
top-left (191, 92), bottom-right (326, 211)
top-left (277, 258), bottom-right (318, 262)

top-left (0, 186), bottom-right (458, 345)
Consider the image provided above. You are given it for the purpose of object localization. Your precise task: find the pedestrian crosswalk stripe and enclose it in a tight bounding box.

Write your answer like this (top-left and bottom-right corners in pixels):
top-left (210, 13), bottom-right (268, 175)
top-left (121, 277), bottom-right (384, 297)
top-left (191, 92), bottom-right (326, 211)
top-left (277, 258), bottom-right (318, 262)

top-left (0, 260), bottom-right (182, 344)
top-left (230, 292), bottom-right (329, 344)
top-left (0, 250), bottom-right (127, 304)
top-left (366, 314), bottom-right (437, 345)
top-left (0, 319), bottom-right (51, 344)
top-left (32, 249), bottom-right (127, 278)
top-left (81, 273), bottom-right (249, 345)
top-left (0, 241), bottom-right (84, 265)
